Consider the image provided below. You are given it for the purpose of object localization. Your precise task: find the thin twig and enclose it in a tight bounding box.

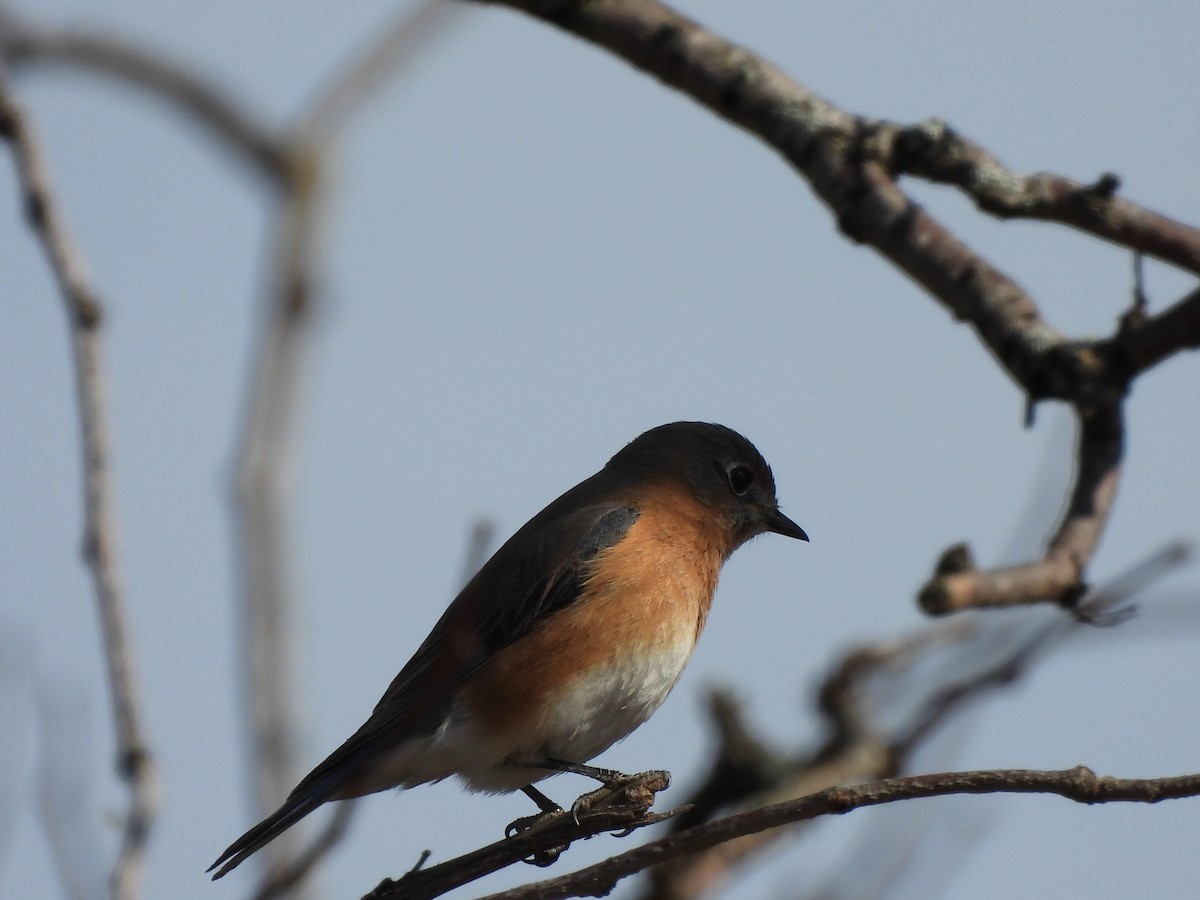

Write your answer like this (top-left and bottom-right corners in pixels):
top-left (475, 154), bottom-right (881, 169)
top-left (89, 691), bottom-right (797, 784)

top-left (231, 143), bottom-right (325, 884)
top-left (298, 0), bottom-right (469, 142)
top-left (0, 62), bottom-right (158, 900)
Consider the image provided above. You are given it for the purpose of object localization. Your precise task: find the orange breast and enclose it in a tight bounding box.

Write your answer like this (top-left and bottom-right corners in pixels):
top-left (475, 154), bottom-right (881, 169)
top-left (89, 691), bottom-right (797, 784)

top-left (464, 481), bottom-right (727, 754)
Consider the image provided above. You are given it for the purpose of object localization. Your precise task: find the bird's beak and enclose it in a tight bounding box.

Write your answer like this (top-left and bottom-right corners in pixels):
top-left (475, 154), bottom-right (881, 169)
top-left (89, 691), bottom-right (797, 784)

top-left (764, 507), bottom-right (809, 541)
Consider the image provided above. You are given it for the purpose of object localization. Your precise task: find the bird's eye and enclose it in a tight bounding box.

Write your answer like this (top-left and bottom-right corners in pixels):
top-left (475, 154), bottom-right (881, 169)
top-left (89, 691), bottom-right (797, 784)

top-left (726, 464), bottom-right (754, 496)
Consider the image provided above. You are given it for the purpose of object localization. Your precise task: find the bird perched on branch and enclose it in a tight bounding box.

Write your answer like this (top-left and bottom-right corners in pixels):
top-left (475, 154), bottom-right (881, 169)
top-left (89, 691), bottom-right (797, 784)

top-left (210, 421), bottom-right (807, 878)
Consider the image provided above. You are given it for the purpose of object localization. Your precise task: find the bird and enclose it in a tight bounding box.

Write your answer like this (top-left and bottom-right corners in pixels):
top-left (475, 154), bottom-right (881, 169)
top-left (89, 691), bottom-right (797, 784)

top-left (209, 421), bottom-right (807, 878)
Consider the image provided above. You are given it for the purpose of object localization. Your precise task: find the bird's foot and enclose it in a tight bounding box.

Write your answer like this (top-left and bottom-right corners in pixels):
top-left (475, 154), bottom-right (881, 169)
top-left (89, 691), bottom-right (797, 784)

top-left (505, 811), bottom-right (569, 867)
top-left (507, 785), bottom-right (569, 866)
top-left (503, 768), bottom-right (672, 867)
top-left (569, 769), bottom-right (671, 825)
top-left (504, 808), bottom-right (560, 839)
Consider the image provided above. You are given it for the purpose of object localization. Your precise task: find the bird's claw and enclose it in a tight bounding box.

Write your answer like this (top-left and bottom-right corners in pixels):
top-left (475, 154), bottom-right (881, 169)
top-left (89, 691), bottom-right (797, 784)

top-left (504, 770), bottom-right (671, 867)
top-left (505, 811), bottom-right (570, 866)
top-left (570, 769), bottom-right (671, 824)
top-left (524, 844), bottom-right (566, 867)
top-left (504, 808), bottom-right (561, 839)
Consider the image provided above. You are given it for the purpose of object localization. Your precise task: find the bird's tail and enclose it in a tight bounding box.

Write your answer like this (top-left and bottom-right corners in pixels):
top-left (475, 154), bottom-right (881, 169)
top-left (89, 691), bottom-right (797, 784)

top-left (208, 784), bottom-right (330, 879)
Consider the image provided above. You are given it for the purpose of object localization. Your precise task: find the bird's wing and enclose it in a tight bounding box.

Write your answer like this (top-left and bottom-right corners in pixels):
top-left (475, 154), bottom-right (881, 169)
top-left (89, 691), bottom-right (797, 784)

top-left (471, 502), bottom-right (640, 657)
top-left (210, 490), bottom-right (641, 877)
top-left (286, 494), bottom-right (640, 800)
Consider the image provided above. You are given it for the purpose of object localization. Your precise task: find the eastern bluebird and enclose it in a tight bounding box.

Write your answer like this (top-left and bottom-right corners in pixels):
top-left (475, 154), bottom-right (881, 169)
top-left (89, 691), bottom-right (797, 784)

top-left (210, 421), bottom-right (806, 878)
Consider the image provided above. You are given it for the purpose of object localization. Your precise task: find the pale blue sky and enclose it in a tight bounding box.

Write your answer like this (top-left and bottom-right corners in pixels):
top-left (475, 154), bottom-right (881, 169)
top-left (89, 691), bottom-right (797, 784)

top-left (2, 2), bottom-right (1199, 898)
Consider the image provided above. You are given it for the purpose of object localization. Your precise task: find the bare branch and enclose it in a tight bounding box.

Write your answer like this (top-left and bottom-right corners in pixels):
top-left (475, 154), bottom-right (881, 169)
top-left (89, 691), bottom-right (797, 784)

top-left (363, 773), bottom-right (677, 900)
top-left (477, 0), bottom-right (1200, 403)
top-left (231, 146), bottom-right (326, 884)
top-left (0, 8), bottom-right (288, 181)
top-left (883, 118), bottom-right (1200, 276)
top-left (919, 401), bottom-right (1123, 614)
top-left (0, 61), bottom-right (157, 900)
top-left (298, 0), bottom-right (469, 142)
top-left (1109, 284), bottom-right (1200, 378)
top-left (472, 0), bottom-right (1073, 396)
top-left (480, 767), bottom-right (1200, 900)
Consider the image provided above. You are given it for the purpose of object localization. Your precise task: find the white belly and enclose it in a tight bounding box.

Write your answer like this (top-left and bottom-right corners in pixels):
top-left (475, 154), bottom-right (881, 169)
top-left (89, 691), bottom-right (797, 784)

top-left (455, 627), bottom-right (697, 793)
top-left (530, 630), bottom-right (696, 764)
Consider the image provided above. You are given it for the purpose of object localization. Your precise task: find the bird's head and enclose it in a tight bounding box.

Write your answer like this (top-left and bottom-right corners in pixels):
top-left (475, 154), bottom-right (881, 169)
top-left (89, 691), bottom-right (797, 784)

top-left (607, 422), bottom-right (808, 552)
